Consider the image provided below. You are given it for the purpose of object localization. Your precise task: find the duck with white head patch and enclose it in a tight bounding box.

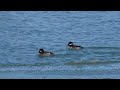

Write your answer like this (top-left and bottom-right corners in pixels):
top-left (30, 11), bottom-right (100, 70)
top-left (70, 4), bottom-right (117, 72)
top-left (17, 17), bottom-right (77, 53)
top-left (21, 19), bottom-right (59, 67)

top-left (67, 41), bottom-right (83, 50)
top-left (38, 48), bottom-right (54, 57)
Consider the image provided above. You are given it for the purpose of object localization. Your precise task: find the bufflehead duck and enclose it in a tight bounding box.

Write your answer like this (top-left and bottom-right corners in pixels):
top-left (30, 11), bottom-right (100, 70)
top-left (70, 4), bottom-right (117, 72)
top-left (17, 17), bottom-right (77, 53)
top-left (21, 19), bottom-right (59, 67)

top-left (38, 48), bottom-right (54, 56)
top-left (67, 41), bottom-right (83, 50)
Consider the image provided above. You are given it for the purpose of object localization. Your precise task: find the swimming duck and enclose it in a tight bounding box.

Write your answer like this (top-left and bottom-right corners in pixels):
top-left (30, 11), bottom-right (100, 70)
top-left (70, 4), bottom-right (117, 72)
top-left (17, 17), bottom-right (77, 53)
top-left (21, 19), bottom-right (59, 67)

top-left (67, 41), bottom-right (83, 50)
top-left (38, 48), bottom-right (54, 56)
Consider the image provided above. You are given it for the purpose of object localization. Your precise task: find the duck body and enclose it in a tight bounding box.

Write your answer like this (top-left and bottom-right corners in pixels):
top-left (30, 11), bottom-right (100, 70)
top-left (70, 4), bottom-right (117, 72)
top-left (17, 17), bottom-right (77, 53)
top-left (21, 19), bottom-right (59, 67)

top-left (38, 48), bottom-right (54, 57)
top-left (67, 41), bottom-right (83, 50)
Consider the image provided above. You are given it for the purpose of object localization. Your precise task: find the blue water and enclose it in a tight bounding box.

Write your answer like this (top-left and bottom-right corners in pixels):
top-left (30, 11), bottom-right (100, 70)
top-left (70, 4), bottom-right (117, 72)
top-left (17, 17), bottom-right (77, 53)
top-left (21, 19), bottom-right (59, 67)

top-left (0, 11), bottom-right (120, 79)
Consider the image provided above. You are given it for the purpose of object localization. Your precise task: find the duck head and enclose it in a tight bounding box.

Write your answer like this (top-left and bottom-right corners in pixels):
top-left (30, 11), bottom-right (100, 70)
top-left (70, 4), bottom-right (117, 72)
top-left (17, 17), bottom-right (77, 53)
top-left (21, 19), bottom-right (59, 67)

top-left (38, 48), bottom-right (44, 53)
top-left (68, 41), bottom-right (74, 46)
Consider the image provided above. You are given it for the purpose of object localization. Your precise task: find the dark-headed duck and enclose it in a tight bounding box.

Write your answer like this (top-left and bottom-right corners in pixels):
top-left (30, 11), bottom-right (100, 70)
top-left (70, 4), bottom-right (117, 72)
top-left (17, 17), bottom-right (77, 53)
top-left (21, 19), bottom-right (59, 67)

top-left (67, 41), bottom-right (83, 50)
top-left (38, 48), bottom-right (54, 56)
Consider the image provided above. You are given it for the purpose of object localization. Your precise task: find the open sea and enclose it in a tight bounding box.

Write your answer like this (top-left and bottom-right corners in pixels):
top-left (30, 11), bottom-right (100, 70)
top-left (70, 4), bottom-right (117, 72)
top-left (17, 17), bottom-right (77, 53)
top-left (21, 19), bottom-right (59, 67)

top-left (0, 11), bottom-right (120, 79)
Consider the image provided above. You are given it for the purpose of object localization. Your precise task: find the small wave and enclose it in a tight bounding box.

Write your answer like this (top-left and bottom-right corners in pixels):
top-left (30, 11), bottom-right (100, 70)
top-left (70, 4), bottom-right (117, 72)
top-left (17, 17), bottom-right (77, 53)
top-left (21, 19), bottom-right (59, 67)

top-left (86, 47), bottom-right (120, 49)
top-left (65, 60), bottom-right (120, 65)
top-left (0, 63), bottom-right (51, 67)
top-left (0, 66), bottom-right (80, 72)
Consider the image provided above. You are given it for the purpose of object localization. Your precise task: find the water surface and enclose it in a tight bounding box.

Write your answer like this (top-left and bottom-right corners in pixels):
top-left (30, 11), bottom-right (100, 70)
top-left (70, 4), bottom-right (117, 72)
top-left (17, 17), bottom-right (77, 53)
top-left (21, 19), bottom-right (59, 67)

top-left (0, 11), bottom-right (120, 79)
